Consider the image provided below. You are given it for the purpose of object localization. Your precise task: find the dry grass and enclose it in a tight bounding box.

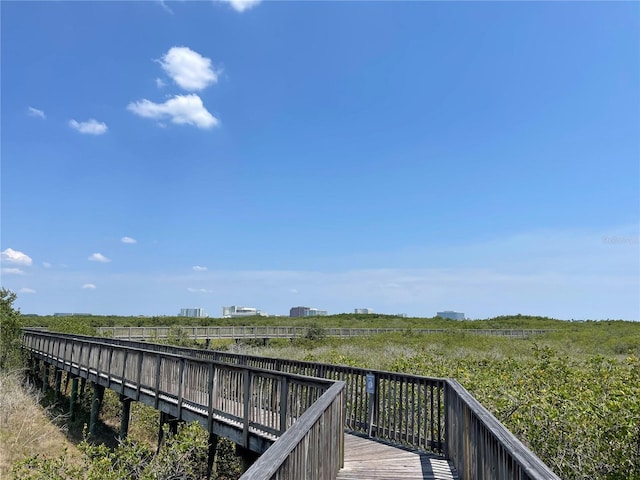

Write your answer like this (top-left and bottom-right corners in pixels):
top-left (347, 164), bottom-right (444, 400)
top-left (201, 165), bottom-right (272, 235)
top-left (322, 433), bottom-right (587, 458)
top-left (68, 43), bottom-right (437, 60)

top-left (0, 370), bottom-right (80, 477)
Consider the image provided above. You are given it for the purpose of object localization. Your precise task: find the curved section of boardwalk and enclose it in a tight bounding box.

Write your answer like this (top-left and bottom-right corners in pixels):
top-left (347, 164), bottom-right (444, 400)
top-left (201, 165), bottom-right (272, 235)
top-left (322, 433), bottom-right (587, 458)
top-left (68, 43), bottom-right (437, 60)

top-left (340, 434), bottom-right (458, 480)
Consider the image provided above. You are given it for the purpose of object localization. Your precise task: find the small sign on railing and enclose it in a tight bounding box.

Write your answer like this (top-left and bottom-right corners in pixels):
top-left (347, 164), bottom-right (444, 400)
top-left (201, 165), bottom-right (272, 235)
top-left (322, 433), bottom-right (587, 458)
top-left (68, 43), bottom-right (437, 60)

top-left (366, 373), bottom-right (375, 437)
top-left (366, 373), bottom-right (375, 394)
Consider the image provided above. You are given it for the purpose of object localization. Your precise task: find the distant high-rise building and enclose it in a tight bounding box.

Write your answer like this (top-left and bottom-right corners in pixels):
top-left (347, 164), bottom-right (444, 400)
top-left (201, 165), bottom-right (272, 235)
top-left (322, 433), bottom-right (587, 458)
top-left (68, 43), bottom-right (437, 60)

top-left (222, 306), bottom-right (267, 318)
top-left (354, 308), bottom-right (373, 314)
top-left (290, 306), bottom-right (328, 318)
top-left (179, 308), bottom-right (207, 318)
top-left (437, 311), bottom-right (465, 320)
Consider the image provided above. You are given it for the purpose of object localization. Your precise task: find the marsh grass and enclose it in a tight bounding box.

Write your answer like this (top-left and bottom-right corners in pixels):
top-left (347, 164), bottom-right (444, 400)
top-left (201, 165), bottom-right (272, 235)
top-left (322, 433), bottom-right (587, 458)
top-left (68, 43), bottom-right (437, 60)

top-left (0, 370), bottom-right (80, 476)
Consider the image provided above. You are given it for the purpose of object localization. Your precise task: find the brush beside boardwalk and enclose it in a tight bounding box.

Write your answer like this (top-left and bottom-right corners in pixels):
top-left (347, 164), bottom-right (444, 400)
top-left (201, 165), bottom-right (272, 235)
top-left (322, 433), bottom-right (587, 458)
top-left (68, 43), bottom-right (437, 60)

top-left (22, 329), bottom-right (560, 480)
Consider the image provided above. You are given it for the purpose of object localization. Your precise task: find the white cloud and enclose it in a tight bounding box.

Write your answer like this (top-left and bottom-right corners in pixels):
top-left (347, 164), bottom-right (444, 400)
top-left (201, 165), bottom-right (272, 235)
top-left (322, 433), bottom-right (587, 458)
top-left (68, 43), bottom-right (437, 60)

top-left (159, 46), bottom-right (218, 91)
top-left (192, 265), bottom-right (208, 271)
top-left (42, 262), bottom-right (52, 268)
top-left (69, 119), bottom-right (108, 135)
top-left (187, 287), bottom-right (210, 293)
top-left (121, 236), bottom-right (137, 244)
top-left (1, 268), bottom-right (25, 275)
top-left (156, 77), bottom-right (167, 88)
top-left (219, 0), bottom-right (261, 13)
top-left (88, 253), bottom-right (111, 263)
top-left (127, 94), bottom-right (219, 129)
top-left (27, 107), bottom-right (46, 119)
top-left (1, 248), bottom-right (33, 266)
top-left (158, 0), bottom-right (173, 14)
top-left (20, 288), bottom-right (36, 294)
top-left (82, 283), bottom-right (97, 290)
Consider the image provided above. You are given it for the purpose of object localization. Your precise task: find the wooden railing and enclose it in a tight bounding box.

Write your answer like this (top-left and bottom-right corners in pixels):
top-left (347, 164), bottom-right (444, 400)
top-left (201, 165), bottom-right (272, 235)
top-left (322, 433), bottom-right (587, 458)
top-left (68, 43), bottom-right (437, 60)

top-left (72, 332), bottom-right (447, 453)
top-left (97, 325), bottom-right (554, 340)
top-left (25, 330), bottom-right (561, 480)
top-left (242, 381), bottom-right (345, 480)
top-left (22, 330), bottom-right (345, 479)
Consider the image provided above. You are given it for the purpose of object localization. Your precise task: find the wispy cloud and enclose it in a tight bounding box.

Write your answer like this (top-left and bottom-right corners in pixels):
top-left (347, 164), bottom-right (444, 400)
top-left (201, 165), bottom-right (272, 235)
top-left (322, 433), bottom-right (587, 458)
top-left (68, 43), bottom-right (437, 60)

top-left (88, 253), bottom-right (111, 263)
top-left (1, 248), bottom-right (33, 266)
top-left (159, 46), bottom-right (219, 91)
top-left (192, 265), bottom-right (208, 271)
top-left (20, 288), bottom-right (36, 294)
top-left (158, 0), bottom-right (173, 14)
top-left (219, 0), bottom-right (261, 13)
top-left (1, 268), bottom-right (26, 275)
top-left (156, 77), bottom-right (167, 88)
top-left (127, 94), bottom-right (219, 129)
top-left (82, 283), bottom-right (97, 290)
top-left (27, 107), bottom-right (46, 119)
top-left (69, 119), bottom-right (108, 135)
top-left (187, 287), bottom-right (210, 293)
top-left (121, 236), bottom-right (137, 244)
top-left (42, 262), bottom-right (52, 268)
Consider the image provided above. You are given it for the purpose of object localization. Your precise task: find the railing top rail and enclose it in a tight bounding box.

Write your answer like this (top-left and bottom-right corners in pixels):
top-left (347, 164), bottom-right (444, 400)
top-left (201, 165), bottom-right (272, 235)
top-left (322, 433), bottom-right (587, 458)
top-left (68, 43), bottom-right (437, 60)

top-left (241, 381), bottom-right (345, 480)
top-left (24, 328), bottom-right (449, 385)
top-left (446, 379), bottom-right (561, 479)
top-left (21, 329), bottom-right (335, 388)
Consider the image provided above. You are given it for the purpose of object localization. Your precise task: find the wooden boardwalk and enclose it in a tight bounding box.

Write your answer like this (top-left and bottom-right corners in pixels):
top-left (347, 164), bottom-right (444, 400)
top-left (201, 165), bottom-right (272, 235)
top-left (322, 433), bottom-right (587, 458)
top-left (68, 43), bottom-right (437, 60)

top-left (339, 433), bottom-right (458, 480)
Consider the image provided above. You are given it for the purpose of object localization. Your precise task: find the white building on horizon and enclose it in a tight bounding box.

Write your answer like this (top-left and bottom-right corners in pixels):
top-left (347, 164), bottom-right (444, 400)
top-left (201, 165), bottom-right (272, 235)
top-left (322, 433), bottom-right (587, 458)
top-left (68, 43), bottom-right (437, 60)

top-left (179, 308), bottom-right (207, 318)
top-left (290, 306), bottom-right (328, 318)
top-left (222, 306), bottom-right (267, 318)
top-left (354, 308), bottom-right (374, 314)
top-left (437, 311), bottom-right (465, 320)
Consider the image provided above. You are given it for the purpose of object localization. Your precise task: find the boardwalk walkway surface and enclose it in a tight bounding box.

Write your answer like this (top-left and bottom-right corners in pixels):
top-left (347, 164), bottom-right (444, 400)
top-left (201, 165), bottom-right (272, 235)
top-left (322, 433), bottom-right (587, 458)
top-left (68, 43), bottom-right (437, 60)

top-left (339, 434), bottom-right (458, 480)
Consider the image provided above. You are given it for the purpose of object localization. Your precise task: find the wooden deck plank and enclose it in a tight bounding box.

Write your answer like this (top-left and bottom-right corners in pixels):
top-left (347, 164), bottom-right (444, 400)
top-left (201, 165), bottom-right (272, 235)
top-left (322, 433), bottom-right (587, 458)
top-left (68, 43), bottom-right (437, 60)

top-left (338, 433), bottom-right (458, 480)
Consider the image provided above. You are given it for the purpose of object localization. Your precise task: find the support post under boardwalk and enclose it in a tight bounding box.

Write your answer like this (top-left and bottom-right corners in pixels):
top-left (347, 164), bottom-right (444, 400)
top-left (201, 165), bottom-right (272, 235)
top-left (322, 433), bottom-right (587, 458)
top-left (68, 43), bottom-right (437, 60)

top-left (69, 377), bottom-right (79, 421)
top-left (157, 411), bottom-right (168, 453)
top-left (89, 383), bottom-right (105, 437)
top-left (54, 368), bottom-right (63, 400)
top-left (119, 395), bottom-right (132, 440)
top-left (236, 445), bottom-right (260, 473)
top-left (41, 363), bottom-right (49, 393)
top-left (206, 432), bottom-right (220, 480)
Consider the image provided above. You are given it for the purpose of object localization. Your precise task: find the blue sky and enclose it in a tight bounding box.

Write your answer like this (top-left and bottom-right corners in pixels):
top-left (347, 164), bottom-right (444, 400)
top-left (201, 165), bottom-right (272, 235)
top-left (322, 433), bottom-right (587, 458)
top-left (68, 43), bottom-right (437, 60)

top-left (1, 1), bottom-right (638, 320)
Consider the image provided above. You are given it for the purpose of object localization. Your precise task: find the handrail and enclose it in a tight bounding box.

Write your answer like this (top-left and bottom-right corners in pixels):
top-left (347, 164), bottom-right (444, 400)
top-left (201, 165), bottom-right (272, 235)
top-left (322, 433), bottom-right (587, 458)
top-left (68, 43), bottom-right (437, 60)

top-left (21, 329), bottom-right (345, 479)
top-left (96, 325), bottom-right (554, 340)
top-left (23, 329), bottom-right (561, 479)
top-left (444, 380), bottom-right (560, 479)
top-left (242, 381), bottom-right (345, 480)
top-left (33, 330), bottom-right (447, 453)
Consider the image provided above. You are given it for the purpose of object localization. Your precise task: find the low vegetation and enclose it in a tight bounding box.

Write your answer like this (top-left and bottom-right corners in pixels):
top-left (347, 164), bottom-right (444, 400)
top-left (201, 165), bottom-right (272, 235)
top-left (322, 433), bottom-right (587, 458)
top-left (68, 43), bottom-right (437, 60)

top-left (4, 289), bottom-right (640, 479)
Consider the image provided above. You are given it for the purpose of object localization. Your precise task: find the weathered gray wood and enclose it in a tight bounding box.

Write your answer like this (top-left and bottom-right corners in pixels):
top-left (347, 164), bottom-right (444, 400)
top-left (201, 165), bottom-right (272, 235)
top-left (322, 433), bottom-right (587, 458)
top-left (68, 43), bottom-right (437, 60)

top-left (23, 329), bottom-right (561, 480)
top-left (338, 433), bottom-right (457, 480)
top-left (98, 326), bottom-right (555, 341)
top-left (241, 381), bottom-right (345, 480)
top-left (22, 330), bottom-right (338, 460)
top-left (444, 380), bottom-right (561, 480)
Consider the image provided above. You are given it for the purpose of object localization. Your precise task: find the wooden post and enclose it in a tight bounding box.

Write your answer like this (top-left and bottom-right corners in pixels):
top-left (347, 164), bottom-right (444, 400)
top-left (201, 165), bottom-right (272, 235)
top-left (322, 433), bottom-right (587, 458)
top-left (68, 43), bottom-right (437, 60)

top-left (242, 370), bottom-right (250, 448)
top-left (235, 445), bottom-right (259, 473)
top-left (89, 383), bottom-right (105, 437)
top-left (206, 432), bottom-right (219, 479)
top-left (119, 395), bottom-right (132, 440)
top-left (41, 363), bottom-right (49, 393)
top-left (157, 411), bottom-right (173, 453)
top-left (54, 368), bottom-right (63, 400)
top-left (366, 373), bottom-right (375, 437)
top-left (157, 412), bottom-right (165, 453)
top-left (69, 377), bottom-right (79, 421)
